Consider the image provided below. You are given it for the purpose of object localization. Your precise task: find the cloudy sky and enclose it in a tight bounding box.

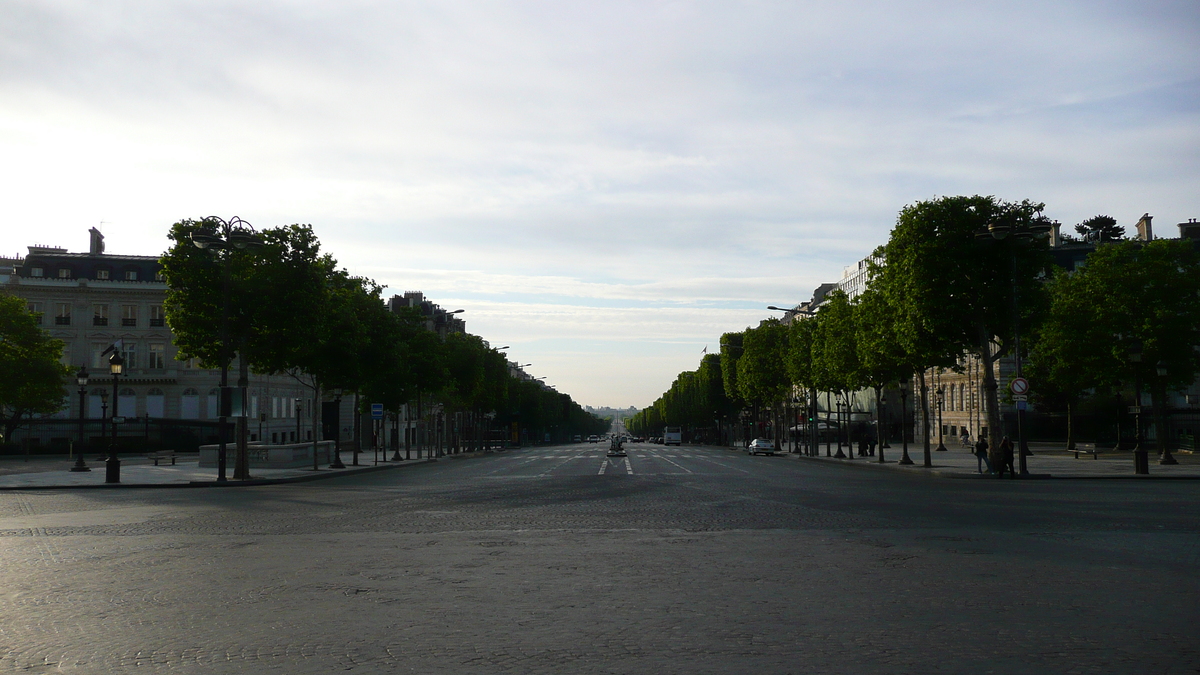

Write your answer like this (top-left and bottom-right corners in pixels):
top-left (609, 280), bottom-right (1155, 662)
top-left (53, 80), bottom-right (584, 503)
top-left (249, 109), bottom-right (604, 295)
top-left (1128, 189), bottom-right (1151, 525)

top-left (2, 1), bottom-right (1197, 407)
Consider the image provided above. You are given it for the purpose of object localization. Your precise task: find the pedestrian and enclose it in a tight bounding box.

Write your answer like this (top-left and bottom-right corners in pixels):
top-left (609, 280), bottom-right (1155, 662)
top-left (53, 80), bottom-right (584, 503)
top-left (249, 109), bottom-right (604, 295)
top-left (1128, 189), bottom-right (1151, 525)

top-left (996, 435), bottom-right (1016, 478)
top-left (857, 435), bottom-right (868, 457)
top-left (959, 428), bottom-right (970, 448)
top-left (974, 437), bottom-right (992, 474)
top-left (867, 428), bottom-right (877, 457)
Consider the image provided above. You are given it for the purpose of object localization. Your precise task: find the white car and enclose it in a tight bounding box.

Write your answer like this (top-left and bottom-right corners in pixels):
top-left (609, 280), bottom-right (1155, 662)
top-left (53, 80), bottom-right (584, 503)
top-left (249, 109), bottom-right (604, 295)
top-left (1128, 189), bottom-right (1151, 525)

top-left (588, 435), bottom-right (599, 443)
top-left (747, 438), bottom-right (776, 456)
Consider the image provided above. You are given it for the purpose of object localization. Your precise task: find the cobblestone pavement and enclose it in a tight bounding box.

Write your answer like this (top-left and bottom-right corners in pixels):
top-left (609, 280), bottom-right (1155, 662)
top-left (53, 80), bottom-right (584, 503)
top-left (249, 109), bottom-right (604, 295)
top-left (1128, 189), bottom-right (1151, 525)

top-left (0, 442), bottom-right (1196, 673)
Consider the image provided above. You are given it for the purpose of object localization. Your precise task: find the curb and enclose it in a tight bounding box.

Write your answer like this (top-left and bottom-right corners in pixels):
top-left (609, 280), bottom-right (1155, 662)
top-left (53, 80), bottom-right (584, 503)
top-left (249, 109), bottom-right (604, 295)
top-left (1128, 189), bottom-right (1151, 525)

top-left (736, 447), bottom-right (1200, 480)
top-left (0, 458), bottom-right (434, 491)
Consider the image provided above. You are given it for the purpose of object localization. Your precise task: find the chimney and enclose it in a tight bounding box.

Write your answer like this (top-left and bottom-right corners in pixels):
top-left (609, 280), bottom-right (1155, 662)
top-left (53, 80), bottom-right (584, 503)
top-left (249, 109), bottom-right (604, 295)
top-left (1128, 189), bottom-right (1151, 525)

top-left (1049, 221), bottom-right (1061, 247)
top-left (1179, 218), bottom-right (1200, 241)
top-left (1135, 213), bottom-right (1153, 242)
top-left (89, 227), bottom-right (105, 254)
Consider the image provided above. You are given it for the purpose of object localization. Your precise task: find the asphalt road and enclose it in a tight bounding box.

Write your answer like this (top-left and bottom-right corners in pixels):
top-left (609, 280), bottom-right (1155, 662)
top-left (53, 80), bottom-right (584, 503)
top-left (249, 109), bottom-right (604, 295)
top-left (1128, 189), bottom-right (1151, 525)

top-left (0, 441), bottom-right (1196, 674)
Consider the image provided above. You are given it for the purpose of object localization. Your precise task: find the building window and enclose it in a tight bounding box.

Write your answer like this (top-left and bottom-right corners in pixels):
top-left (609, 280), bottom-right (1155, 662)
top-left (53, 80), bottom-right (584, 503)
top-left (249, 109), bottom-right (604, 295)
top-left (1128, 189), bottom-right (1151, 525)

top-left (26, 302), bottom-right (43, 324)
top-left (29, 266), bottom-right (44, 277)
top-left (148, 343), bottom-right (165, 369)
top-left (91, 344), bottom-right (107, 369)
top-left (92, 304), bottom-right (109, 326)
top-left (57, 268), bottom-right (72, 279)
top-left (96, 269), bottom-right (110, 280)
top-left (59, 345), bottom-right (71, 367)
top-left (55, 303), bottom-right (71, 325)
top-left (125, 270), bottom-right (138, 281)
top-left (121, 304), bottom-right (138, 327)
top-left (149, 305), bottom-right (165, 327)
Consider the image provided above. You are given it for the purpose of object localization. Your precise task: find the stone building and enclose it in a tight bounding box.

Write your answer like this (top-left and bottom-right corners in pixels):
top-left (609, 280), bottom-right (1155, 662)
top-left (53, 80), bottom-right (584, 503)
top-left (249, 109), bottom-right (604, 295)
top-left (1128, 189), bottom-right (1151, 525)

top-left (1, 228), bottom-right (311, 450)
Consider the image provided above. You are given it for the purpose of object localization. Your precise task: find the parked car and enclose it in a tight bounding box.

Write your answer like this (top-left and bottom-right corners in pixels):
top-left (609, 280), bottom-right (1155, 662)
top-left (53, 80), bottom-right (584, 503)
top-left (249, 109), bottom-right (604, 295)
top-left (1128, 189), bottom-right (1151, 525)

top-left (747, 438), bottom-right (776, 456)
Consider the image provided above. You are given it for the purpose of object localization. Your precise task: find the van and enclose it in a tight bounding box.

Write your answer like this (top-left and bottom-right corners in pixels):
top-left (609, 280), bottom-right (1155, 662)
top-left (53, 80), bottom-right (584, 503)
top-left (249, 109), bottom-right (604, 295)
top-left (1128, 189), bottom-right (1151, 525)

top-left (663, 426), bottom-right (682, 446)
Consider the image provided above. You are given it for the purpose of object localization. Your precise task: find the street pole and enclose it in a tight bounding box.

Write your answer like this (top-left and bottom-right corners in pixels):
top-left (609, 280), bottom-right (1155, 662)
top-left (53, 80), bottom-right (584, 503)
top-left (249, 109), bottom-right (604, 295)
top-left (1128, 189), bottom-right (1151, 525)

top-left (106, 351), bottom-right (124, 483)
top-left (330, 389), bottom-right (345, 468)
top-left (935, 383), bottom-right (947, 452)
top-left (1130, 343), bottom-right (1148, 474)
top-left (72, 366), bottom-right (90, 472)
top-left (898, 380), bottom-right (913, 465)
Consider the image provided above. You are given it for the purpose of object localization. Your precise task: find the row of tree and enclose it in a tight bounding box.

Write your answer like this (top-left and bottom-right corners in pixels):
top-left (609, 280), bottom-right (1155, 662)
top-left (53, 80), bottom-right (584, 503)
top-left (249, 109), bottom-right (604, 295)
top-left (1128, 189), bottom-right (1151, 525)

top-left (161, 219), bottom-right (608, 461)
top-left (629, 196), bottom-right (1200, 465)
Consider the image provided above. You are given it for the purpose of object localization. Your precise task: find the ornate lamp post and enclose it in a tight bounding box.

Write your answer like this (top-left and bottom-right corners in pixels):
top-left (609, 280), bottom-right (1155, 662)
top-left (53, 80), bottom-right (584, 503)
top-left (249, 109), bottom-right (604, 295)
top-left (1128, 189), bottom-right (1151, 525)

top-left (1155, 361), bottom-right (1179, 465)
top-left (1130, 342), bottom-right (1148, 474)
top-left (935, 385), bottom-right (947, 452)
top-left (877, 391), bottom-right (887, 463)
top-left (191, 216), bottom-right (264, 482)
top-left (898, 378), bottom-right (914, 465)
top-left (97, 389), bottom-right (108, 461)
top-left (72, 366), bottom-right (91, 472)
top-left (106, 351), bottom-right (124, 483)
top-left (294, 398), bottom-right (302, 444)
top-left (329, 388), bottom-right (345, 468)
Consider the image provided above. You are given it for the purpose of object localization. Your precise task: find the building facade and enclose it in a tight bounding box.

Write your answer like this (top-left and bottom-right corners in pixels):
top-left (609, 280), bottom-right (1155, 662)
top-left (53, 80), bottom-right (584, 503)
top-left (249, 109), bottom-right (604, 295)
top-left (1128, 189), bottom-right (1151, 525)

top-left (1, 229), bottom-right (312, 450)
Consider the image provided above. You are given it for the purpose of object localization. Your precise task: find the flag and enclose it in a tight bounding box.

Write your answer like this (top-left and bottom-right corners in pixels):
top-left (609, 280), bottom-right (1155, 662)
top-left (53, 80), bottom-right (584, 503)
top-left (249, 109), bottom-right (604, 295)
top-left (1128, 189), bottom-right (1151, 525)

top-left (702, 345), bottom-right (707, 353)
top-left (100, 339), bottom-right (123, 357)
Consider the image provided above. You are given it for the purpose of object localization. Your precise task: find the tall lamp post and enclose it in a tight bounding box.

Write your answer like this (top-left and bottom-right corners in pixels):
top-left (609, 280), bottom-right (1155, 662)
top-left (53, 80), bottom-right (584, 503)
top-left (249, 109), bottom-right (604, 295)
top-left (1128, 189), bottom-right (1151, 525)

top-left (294, 398), bottom-right (302, 444)
top-left (977, 216), bottom-right (1052, 476)
top-left (97, 389), bottom-right (108, 461)
top-left (329, 388), bottom-right (345, 468)
top-left (106, 351), bottom-right (124, 483)
top-left (877, 390), bottom-right (886, 463)
top-left (1129, 342), bottom-right (1148, 474)
top-left (898, 379), bottom-right (913, 465)
top-left (191, 216), bottom-right (264, 482)
top-left (1155, 361), bottom-right (1178, 465)
top-left (72, 366), bottom-right (91, 472)
top-left (935, 385), bottom-right (947, 452)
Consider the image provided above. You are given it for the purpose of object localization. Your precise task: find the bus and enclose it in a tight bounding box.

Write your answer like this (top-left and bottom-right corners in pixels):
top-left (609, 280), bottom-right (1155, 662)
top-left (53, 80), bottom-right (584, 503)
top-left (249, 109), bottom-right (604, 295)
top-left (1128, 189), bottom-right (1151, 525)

top-left (663, 426), bottom-right (682, 446)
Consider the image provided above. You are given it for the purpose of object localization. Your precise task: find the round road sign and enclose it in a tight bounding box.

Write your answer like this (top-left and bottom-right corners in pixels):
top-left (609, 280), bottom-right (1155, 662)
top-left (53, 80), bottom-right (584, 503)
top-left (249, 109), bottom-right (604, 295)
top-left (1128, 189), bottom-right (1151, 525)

top-left (1010, 377), bottom-right (1029, 395)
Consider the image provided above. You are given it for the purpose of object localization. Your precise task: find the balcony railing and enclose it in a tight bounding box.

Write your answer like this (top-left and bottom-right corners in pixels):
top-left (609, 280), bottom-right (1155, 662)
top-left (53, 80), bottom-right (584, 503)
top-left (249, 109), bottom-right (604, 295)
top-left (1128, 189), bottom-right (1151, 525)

top-left (93, 317), bottom-right (108, 326)
top-left (149, 318), bottom-right (165, 327)
top-left (122, 318), bottom-right (137, 327)
top-left (55, 316), bottom-right (71, 325)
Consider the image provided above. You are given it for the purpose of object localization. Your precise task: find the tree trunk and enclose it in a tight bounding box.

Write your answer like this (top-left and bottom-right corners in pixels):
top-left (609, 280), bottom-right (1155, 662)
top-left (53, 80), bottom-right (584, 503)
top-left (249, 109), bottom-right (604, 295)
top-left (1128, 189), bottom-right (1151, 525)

top-left (311, 383), bottom-right (321, 471)
top-left (1065, 399), bottom-right (1074, 450)
top-left (979, 324), bottom-right (1004, 468)
top-left (918, 371), bottom-right (932, 467)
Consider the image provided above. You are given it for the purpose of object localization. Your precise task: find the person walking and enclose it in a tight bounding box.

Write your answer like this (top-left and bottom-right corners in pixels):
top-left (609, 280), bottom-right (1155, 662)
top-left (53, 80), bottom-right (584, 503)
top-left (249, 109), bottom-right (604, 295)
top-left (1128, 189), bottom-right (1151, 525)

top-left (974, 436), bottom-right (992, 474)
top-left (996, 435), bottom-right (1016, 478)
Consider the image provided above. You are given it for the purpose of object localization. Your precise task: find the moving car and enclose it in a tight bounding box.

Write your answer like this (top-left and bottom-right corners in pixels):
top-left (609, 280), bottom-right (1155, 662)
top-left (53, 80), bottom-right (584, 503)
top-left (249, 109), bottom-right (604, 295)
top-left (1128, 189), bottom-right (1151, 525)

top-left (588, 435), bottom-right (599, 443)
top-left (663, 426), bottom-right (682, 446)
top-left (747, 438), bottom-right (776, 456)
top-left (573, 435), bottom-right (582, 442)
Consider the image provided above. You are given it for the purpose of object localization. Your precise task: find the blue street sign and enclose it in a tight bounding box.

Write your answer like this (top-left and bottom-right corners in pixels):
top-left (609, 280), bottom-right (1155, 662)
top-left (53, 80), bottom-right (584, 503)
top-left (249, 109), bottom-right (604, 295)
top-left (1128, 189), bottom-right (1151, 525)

top-left (370, 403), bottom-right (384, 419)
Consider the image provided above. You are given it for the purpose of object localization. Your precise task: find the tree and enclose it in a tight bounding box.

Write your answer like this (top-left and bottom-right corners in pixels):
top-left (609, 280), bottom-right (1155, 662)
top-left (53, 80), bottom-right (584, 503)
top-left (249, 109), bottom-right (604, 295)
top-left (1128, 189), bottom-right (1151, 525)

top-left (854, 285), bottom-right (912, 460)
top-left (0, 293), bottom-right (69, 442)
top-left (1051, 239), bottom-right (1200, 463)
top-left (810, 292), bottom-right (867, 457)
top-left (872, 195), bottom-right (1052, 466)
top-left (1074, 215), bottom-right (1124, 243)
top-left (737, 319), bottom-right (790, 448)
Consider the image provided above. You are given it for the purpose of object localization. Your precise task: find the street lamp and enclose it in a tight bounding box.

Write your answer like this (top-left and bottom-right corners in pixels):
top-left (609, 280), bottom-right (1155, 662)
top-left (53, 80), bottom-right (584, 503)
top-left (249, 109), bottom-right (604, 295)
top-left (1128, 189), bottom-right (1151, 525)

top-left (898, 378), bottom-right (914, 465)
top-left (935, 385), bottom-right (947, 452)
top-left (877, 391), bottom-right (887, 463)
top-left (106, 351), bottom-right (124, 483)
top-left (329, 388), bottom-right (345, 468)
top-left (977, 215), bottom-right (1053, 476)
top-left (1155, 361), bottom-right (1179, 465)
top-left (295, 398), bottom-right (302, 445)
top-left (191, 216), bottom-right (264, 482)
top-left (1129, 341), bottom-right (1148, 474)
top-left (72, 366), bottom-right (91, 472)
top-left (98, 389), bottom-right (108, 462)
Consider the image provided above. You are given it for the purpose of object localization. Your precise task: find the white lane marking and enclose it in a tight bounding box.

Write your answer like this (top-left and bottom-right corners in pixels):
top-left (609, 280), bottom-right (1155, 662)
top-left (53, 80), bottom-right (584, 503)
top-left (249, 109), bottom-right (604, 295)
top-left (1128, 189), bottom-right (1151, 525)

top-left (537, 454), bottom-right (582, 477)
top-left (657, 455), bottom-right (693, 474)
top-left (486, 456), bottom-right (542, 475)
top-left (598, 459), bottom-right (608, 475)
top-left (689, 455), bottom-right (750, 473)
top-left (624, 457), bottom-right (633, 475)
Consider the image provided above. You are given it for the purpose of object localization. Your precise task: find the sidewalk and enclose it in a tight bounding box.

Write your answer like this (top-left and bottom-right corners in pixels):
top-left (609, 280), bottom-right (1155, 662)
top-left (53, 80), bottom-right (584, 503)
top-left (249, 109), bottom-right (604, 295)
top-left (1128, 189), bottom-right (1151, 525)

top-left (0, 451), bottom-right (439, 490)
top-left (743, 442), bottom-right (1200, 479)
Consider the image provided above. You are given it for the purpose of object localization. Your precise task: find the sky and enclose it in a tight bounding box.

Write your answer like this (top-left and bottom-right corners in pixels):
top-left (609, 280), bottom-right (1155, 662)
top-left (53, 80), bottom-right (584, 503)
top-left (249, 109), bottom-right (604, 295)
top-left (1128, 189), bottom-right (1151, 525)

top-left (2, 1), bottom-right (1198, 408)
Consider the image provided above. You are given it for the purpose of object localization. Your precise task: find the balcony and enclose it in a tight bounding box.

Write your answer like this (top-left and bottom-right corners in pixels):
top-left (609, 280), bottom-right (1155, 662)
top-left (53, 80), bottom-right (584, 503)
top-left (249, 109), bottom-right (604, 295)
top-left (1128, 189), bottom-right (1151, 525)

top-left (93, 317), bottom-right (108, 326)
top-left (122, 318), bottom-right (137, 327)
top-left (54, 316), bottom-right (71, 326)
top-left (149, 318), bottom-right (165, 327)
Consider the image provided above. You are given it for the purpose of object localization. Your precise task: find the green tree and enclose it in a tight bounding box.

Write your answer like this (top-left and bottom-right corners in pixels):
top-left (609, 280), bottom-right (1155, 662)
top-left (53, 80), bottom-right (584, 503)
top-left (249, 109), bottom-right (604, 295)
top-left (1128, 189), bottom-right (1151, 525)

top-left (1054, 239), bottom-right (1200, 462)
top-left (872, 195), bottom-right (1051, 465)
top-left (0, 293), bottom-right (69, 441)
top-left (854, 284), bottom-right (914, 459)
top-left (1074, 215), bottom-right (1124, 243)
top-left (737, 319), bottom-right (790, 448)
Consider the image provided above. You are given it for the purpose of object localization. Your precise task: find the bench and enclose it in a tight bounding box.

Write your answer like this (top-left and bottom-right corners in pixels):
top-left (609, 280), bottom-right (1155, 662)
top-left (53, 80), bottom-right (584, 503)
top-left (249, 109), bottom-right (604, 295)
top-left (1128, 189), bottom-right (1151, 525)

top-left (147, 450), bottom-right (177, 466)
top-left (1073, 442), bottom-right (1097, 460)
